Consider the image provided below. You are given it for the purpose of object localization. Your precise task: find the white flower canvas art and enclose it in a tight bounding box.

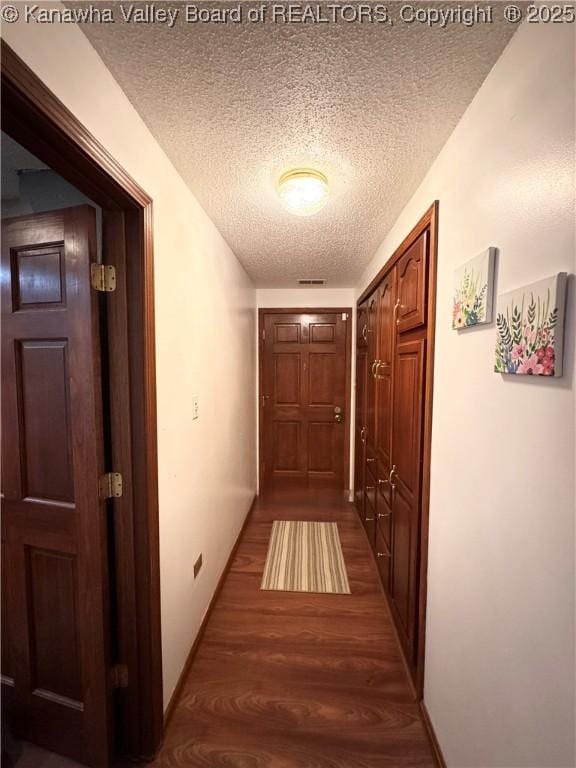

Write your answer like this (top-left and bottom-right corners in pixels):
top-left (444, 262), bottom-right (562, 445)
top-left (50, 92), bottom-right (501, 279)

top-left (452, 248), bottom-right (496, 330)
top-left (494, 273), bottom-right (568, 377)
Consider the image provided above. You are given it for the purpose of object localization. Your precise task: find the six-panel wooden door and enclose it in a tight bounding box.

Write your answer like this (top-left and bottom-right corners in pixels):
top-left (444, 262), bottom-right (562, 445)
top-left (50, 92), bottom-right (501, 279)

top-left (261, 311), bottom-right (349, 489)
top-left (354, 207), bottom-right (435, 687)
top-left (1, 207), bottom-right (112, 765)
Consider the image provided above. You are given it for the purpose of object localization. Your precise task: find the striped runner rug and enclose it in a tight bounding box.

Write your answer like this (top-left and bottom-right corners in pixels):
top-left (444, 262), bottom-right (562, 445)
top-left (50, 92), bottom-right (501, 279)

top-left (261, 521), bottom-right (351, 594)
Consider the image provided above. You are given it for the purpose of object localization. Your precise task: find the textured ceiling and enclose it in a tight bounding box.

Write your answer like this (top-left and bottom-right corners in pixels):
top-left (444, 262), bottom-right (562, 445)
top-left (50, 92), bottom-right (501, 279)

top-left (71, 3), bottom-right (517, 286)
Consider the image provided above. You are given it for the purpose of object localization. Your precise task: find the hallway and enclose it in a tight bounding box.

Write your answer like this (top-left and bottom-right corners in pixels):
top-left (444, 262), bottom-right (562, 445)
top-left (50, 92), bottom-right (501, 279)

top-left (154, 489), bottom-right (437, 767)
top-left (2, 12), bottom-right (575, 768)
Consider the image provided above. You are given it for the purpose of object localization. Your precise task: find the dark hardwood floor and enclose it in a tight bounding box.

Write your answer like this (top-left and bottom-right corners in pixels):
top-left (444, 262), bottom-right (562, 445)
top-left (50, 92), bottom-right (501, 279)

top-left (153, 488), bottom-right (437, 767)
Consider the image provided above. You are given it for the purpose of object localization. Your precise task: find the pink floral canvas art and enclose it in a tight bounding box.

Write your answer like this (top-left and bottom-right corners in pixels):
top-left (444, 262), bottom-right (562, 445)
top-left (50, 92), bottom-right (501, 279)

top-left (494, 273), bottom-right (567, 377)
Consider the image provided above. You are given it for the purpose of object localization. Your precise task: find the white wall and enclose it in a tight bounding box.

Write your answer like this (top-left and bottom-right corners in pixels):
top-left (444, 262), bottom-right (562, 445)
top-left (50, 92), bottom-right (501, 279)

top-left (256, 287), bottom-right (355, 309)
top-left (256, 288), bottom-right (356, 493)
top-left (2, 16), bottom-right (257, 708)
top-left (357, 22), bottom-right (575, 768)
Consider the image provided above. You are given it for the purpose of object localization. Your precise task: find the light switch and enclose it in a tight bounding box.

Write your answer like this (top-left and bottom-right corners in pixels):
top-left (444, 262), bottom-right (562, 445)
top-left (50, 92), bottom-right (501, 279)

top-left (192, 396), bottom-right (199, 420)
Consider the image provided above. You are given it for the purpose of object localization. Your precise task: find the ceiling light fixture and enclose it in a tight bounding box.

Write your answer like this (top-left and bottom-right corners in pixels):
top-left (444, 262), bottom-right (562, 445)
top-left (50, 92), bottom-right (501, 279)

top-left (277, 168), bottom-right (329, 216)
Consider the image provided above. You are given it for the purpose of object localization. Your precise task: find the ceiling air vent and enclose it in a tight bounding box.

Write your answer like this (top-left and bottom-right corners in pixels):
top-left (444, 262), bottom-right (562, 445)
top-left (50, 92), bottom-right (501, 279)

top-left (298, 278), bottom-right (326, 286)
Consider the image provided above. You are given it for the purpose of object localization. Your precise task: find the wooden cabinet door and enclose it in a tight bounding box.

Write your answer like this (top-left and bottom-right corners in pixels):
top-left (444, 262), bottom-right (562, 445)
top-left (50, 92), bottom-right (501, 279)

top-left (365, 292), bottom-right (378, 456)
top-left (356, 302), bottom-right (368, 349)
top-left (396, 230), bottom-right (428, 333)
top-left (354, 303), bottom-right (368, 514)
top-left (262, 311), bottom-right (349, 489)
top-left (389, 338), bottom-right (426, 665)
top-left (374, 270), bottom-right (396, 517)
top-left (1, 208), bottom-right (112, 766)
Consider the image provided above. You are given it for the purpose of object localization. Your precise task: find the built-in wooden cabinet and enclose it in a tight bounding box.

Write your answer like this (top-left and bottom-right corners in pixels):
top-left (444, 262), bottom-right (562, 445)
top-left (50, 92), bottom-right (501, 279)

top-left (354, 205), bottom-right (437, 693)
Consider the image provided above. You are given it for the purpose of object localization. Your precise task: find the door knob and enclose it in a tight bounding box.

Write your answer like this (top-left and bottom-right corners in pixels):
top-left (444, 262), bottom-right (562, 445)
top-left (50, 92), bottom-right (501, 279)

top-left (334, 413), bottom-right (343, 423)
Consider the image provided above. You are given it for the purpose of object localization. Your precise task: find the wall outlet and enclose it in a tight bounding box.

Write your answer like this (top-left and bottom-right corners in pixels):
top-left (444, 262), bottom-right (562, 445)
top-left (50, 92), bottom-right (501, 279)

top-left (192, 395), bottom-right (199, 420)
top-left (193, 553), bottom-right (202, 579)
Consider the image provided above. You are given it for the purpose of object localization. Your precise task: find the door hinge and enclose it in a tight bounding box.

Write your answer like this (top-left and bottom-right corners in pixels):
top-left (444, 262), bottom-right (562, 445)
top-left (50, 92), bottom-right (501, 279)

top-left (262, 328), bottom-right (266, 341)
top-left (111, 664), bottom-right (129, 689)
top-left (99, 472), bottom-right (123, 499)
top-left (90, 263), bottom-right (117, 292)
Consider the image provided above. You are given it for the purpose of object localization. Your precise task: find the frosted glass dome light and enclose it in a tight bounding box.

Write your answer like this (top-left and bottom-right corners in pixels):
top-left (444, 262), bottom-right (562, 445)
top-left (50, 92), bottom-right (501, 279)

top-left (277, 169), bottom-right (329, 216)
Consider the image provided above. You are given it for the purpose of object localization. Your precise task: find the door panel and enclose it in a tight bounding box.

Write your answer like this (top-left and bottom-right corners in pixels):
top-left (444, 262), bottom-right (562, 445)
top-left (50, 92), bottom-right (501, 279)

top-left (364, 476), bottom-right (377, 547)
top-left (18, 339), bottom-right (74, 501)
top-left (376, 488), bottom-right (392, 550)
top-left (273, 421), bottom-right (302, 472)
top-left (392, 340), bottom-right (425, 498)
top-left (375, 525), bottom-right (391, 592)
top-left (356, 302), bottom-right (368, 349)
top-left (308, 353), bottom-right (337, 404)
top-left (308, 422), bottom-right (335, 471)
top-left (262, 311), bottom-right (349, 489)
top-left (274, 353), bottom-right (300, 404)
top-left (396, 231), bottom-right (428, 333)
top-left (365, 293), bottom-right (378, 452)
top-left (1, 207), bottom-right (111, 766)
top-left (389, 487), bottom-right (416, 656)
top-left (375, 270), bottom-right (397, 505)
top-left (274, 322), bottom-right (301, 343)
top-left (354, 331), bottom-right (368, 515)
top-left (389, 338), bottom-right (425, 664)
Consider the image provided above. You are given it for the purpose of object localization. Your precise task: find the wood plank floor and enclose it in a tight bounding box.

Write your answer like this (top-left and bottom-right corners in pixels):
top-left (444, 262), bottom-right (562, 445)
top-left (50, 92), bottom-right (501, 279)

top-left (152, 488), bottom-right (437, 768)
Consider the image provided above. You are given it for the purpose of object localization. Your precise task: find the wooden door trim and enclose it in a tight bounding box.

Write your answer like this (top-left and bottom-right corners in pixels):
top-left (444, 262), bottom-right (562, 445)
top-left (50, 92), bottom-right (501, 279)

top-left (258, 307), bottom-right (352, 492)
top-left (356, 201), bottom-right (439, 700)
top-left (1, 41), bottom-right (163, 760)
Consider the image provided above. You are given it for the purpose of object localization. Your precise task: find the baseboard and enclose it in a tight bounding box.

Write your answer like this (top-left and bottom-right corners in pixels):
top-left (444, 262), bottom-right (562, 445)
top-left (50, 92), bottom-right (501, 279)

top-left (420, 701), bottom-right (447, 768)
top-left (163, 493), bottom-right (257, 729)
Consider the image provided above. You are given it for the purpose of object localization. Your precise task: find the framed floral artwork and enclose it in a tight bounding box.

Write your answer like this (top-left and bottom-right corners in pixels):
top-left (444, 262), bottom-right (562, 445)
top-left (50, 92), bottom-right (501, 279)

top-left (452, 248), bottom-right (496, 330)
top-left (494, 273), bottom-right (567, 377)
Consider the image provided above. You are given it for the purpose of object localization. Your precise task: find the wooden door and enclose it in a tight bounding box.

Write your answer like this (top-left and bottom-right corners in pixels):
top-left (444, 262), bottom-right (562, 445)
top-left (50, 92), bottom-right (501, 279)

top-left (1, 207), bottom-right (112, 765)
top-left (261, 311), bottom-right (349, 489)
top-left (374, 270), bottom-right (397, 554)
top-left (364, 292), bottom-right (378, 455)
top-left (354, 304), bottom-right (368, 515)
top-left (389, 338), bottom-right (425, 665)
